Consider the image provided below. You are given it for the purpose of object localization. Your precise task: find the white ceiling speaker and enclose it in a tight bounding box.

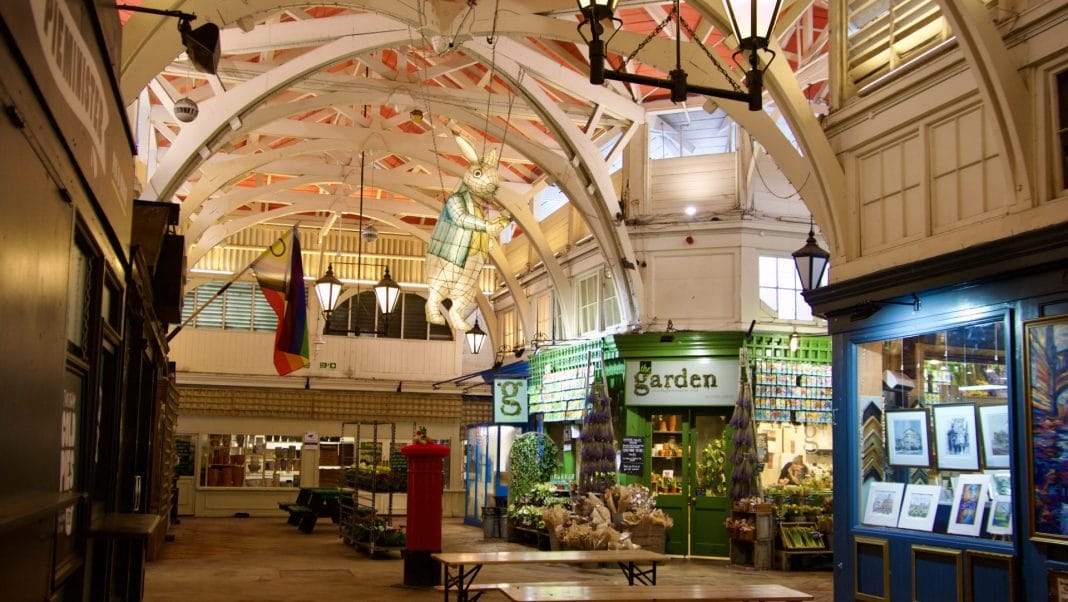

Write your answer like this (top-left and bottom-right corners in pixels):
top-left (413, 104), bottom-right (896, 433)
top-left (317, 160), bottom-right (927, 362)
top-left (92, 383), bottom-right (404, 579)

top-left (174, 97), bottom-right (199, 122)
top-left (361, 224), bottom-right (379, 243)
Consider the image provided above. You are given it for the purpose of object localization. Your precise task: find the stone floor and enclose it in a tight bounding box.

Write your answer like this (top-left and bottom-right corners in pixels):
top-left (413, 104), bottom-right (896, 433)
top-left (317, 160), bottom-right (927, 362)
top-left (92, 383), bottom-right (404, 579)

top-left (144, 516), bottom-right (833, 601)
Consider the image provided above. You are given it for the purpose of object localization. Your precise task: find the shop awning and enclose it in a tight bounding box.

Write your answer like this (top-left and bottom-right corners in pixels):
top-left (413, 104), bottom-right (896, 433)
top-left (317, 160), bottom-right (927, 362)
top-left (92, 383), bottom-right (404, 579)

top-left (432, 360), bottom-right (529, 389)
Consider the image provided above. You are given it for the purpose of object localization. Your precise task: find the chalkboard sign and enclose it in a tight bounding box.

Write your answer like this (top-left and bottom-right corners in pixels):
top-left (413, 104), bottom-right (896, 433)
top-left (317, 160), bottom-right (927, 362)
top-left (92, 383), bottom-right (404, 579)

top-left (620, 436), bottom-right (645, 476)
top-left (174, 437), bottom-right (194, 476)
top-left (389, 449), bottom-right (408, 481)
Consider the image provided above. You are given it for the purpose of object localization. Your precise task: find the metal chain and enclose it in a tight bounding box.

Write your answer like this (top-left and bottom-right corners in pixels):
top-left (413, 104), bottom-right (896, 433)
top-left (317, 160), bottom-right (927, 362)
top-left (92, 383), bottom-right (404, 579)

top-left (621, 13), bottom-right (673, 68)
top-left (678, 14), bottom-right (742, 93)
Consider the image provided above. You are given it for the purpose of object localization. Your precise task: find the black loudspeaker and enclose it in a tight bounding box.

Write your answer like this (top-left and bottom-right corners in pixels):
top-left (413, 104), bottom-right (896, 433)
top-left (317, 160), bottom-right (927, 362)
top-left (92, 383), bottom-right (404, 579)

top-left (180, 20), bottom-right (220, 75)
top-left (153, 234), bottom-right (186, 324)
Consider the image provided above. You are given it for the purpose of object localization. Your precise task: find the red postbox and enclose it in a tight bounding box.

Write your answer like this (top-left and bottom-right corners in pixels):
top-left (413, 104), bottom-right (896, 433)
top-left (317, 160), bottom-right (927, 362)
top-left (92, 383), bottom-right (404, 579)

top-left (401, 441), bottom-right (449, 587)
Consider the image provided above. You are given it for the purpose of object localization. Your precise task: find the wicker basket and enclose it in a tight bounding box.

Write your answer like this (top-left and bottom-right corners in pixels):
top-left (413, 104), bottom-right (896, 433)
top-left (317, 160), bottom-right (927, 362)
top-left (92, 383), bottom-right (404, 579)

top-left (627, 523), bottom-right (668, 553)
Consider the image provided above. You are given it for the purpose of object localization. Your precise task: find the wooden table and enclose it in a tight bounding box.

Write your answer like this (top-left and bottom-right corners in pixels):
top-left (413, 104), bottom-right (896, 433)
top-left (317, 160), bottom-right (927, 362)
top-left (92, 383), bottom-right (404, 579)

top-left (499, 583), bottom-right (814, 602)
top-left (432, 549), bottom-right (668, 602)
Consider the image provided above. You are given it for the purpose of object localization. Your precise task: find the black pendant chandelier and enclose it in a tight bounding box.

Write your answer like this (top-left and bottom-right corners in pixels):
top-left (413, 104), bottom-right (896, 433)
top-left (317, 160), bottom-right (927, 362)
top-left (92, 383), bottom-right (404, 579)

top-left (576, 0), bottom-right (782, 110)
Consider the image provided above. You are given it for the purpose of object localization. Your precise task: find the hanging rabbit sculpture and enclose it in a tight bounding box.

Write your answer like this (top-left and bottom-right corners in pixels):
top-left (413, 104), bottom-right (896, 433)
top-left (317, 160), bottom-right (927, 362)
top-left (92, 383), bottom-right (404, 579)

top-left (425, 135), bottom-right (510, 332)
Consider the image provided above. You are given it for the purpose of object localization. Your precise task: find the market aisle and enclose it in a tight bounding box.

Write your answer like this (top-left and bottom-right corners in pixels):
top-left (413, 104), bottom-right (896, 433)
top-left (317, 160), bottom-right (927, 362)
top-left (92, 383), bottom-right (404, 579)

top-left (143, 516), bottom-right (832, 601)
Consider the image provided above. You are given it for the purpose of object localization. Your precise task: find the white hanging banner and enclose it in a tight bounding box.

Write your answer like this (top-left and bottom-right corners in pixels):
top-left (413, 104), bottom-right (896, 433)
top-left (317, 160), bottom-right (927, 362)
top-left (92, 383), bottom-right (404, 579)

top-left (625, 359), bottom-right (739, 406)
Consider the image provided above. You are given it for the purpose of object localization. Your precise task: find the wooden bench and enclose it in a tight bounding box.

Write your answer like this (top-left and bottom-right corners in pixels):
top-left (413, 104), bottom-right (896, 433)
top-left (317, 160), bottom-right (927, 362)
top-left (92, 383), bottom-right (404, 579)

top-left (498, 583), bottom-right (814, 601)
top-left (434, 581), bottom-right (582, 596)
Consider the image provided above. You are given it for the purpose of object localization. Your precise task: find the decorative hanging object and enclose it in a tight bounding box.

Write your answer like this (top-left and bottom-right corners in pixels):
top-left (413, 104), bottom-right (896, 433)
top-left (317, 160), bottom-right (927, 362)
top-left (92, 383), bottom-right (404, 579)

top-left (424, 134), bottom-right (510, 331)
top-left (729, 348), bottom-right (760, 501)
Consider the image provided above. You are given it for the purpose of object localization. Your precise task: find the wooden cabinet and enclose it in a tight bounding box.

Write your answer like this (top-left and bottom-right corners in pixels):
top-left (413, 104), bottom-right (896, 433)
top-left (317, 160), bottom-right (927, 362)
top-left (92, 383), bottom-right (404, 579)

top-left (728, 509), bottom-right (773, 569)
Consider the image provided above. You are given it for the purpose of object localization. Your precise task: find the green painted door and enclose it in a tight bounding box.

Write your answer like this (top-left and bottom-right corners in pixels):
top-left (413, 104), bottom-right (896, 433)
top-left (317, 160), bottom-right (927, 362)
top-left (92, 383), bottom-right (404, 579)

top-left (689, 410), bottom-right (733, 557)
top-left (645, 409), bottom-right (733, 556)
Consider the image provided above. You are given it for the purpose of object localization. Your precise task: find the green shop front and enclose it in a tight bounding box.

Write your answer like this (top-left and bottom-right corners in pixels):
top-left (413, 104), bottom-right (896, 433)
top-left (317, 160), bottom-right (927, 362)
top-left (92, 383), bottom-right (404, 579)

top-left (615, 332), bottom-right (745, 557)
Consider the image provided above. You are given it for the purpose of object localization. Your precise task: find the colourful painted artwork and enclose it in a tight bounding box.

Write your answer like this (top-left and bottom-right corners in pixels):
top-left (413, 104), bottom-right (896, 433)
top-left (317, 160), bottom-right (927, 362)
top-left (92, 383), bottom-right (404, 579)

top-left (1025, 316), bottom-right (1068, 545)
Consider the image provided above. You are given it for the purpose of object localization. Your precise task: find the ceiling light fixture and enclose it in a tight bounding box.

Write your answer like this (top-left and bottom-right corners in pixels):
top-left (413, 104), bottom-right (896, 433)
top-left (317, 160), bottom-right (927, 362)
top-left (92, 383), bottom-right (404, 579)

top-left (792, 218), bottom-right (830, 292)
top-left (466, 319), bottom-right (487, 354)
top-left (576, 0), bottom-right (782, 109)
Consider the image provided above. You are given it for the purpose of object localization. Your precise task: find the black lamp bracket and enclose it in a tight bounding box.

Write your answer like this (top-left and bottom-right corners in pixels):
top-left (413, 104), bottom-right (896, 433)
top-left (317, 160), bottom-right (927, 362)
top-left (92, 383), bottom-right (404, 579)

top-left (876, 294), bottom-right (922, 312)
top-left (114, 4), bottom-right (197, 27)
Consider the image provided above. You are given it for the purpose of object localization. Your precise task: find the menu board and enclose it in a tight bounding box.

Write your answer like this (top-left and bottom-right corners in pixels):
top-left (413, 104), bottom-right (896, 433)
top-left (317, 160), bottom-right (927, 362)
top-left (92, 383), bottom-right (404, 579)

top-left (620, 436), bottom-right (645, 476)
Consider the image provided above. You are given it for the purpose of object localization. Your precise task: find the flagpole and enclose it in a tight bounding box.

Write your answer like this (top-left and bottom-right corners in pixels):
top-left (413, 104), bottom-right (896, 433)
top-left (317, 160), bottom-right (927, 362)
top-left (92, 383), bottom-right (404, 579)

top-left (166, 264), bottom-right (252, 342)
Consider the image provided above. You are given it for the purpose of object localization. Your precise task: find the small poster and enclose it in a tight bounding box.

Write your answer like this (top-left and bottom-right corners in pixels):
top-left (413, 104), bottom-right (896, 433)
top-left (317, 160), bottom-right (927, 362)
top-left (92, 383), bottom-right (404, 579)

top-left (620, 436), bottom-right (645, 476)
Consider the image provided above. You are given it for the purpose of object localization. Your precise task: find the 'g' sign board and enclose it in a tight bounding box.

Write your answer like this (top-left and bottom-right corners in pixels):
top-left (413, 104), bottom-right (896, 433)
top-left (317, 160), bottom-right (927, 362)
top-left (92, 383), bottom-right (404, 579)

top-left (493, 378), bottom-right (529, 424)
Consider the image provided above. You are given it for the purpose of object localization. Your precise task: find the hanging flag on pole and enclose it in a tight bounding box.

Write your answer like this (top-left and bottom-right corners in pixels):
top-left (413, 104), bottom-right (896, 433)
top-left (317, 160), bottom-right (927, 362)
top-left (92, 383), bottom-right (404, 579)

top-left (251, 226), bottom-right (309, 375)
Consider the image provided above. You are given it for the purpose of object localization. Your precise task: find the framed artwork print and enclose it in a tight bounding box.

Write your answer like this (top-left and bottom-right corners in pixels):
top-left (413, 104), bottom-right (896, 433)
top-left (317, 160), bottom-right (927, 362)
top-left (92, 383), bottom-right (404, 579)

top-left (986, 471), bottom-right (1011, 498)
top-left (885, 409), bottom-right (930, 467)
top-left (977, 404), bottom-right (1010, 468)
top-left (933, 404), bottom-right (980, 471)
top-left (1049, 568), bottom-right (1068, 602)
top-left (897, 484), bottom-right (942, 532)
top-left (948, 474), bottom-right (989, 536)
top-left (1024, 315), bottom-right (1068, 546)
top-left (986, 498), bottom-right (1012, 536)
top-left (863, 482), bottom-right (905, 528)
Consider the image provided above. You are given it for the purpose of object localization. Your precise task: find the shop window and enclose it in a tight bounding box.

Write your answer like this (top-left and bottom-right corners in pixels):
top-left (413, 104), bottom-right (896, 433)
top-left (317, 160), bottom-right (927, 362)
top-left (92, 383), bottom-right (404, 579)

top-left (1057, 69), bottom-right (1068, 191)
top-left (854, 320), bottom-right (1011, 541)
top-left (759, 255), bottom-right (824, 321)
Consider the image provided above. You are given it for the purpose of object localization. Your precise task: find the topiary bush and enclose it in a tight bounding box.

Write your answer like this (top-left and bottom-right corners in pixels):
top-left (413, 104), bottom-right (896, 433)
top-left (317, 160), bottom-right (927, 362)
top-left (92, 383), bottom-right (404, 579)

top-left (508, 432), bottom-right (559, 506)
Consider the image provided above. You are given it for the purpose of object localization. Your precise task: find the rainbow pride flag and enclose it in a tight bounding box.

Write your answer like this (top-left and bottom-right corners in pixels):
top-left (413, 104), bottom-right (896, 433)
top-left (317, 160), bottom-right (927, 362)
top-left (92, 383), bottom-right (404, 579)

top-left (251, 227), bottom-right (309, 375)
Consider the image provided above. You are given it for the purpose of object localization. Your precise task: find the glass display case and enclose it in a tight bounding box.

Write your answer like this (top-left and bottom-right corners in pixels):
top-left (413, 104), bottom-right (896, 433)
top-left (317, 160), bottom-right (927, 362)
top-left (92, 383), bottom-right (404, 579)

top-left (200, 433), bottom-right (304, 488)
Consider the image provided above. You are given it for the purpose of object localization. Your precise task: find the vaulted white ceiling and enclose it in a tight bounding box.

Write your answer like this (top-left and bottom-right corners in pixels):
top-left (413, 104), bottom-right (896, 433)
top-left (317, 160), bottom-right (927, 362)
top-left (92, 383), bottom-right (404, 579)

top-left (119, 0), bottom-right (835, 337)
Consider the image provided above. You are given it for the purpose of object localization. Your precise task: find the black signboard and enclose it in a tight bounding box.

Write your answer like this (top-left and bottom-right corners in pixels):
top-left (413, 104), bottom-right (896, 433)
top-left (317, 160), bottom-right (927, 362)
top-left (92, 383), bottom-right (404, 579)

top-left (389, 449), bottom-right (408, 481)
top-left (620, 436), bottom-right (645, 476)
top-left (174, 437), bottom-right (194, 476)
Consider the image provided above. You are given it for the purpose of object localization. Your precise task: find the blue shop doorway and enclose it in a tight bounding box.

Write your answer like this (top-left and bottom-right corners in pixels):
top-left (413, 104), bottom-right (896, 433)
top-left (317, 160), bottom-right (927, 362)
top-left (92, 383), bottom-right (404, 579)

top-left (463, 424), bottom-right (520, 528)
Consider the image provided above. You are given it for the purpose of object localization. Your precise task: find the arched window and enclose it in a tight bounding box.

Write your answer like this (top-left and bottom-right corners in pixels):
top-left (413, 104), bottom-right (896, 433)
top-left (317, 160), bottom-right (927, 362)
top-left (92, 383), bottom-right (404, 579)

top-left (325, 291), bottom-right (453, 341)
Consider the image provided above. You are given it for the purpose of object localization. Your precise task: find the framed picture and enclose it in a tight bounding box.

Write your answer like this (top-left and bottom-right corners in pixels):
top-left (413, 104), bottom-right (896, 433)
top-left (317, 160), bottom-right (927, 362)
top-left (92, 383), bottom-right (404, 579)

top-left (1024, 315), bottom-right (1068, 546)
top-left (986, 470), bottom-right (1012, 498)
top-left (948, 474), bottom-right (989, 536)
top-left (863, 482), bottom-right (905, 527)
top-left (897, 484), bottom-right (942, 532)
top-left (1049, 568), bottom-right (1068, 602)
top-left (933, 404), bottom-right (980, 471)
top-left (977, 404), bottom-right (1011, 468)
top-left (986, 498), bottom-right (1013, 536)
top-left (885, 409), bottom-right (930, 467)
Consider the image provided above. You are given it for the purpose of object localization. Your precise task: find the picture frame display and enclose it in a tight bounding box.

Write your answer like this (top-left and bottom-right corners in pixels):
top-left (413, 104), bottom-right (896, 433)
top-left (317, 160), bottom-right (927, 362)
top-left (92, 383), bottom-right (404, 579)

top-left (977, 404), bottom-right (1011, 469)
top-left (948, 474), bottom-right (989, 536)
top-left (863, 481), bottom-right (905, 528)
top-left (897, 484), bottom-right (942, 532)
top-left (1024, 315), bottom-right (1068, 546)
top-left (986, 470), bottom-right (1011, 498)
top-left (885, 409), bottom-right (930, 467)
top-left (986, 497), bottom-right (1012, 536)
top-left (933, 404), bottom-right (980, 471)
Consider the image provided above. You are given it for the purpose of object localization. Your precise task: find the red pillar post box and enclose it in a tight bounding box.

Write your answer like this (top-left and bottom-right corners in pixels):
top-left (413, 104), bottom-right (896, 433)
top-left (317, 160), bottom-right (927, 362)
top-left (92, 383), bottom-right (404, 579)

top-left (401, 441), bottom-right (449, 587)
